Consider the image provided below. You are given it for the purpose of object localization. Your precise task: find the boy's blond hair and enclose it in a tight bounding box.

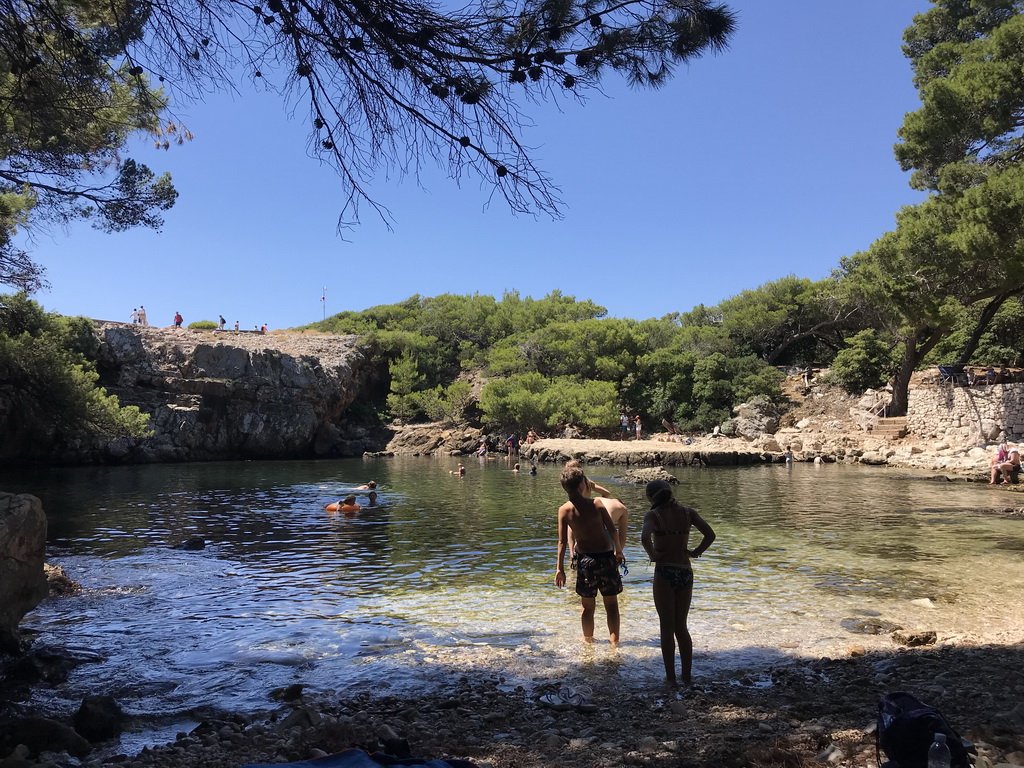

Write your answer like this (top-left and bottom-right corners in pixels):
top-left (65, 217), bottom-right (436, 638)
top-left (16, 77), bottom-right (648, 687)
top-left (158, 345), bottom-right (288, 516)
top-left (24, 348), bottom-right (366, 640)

top-left (560, 465), bottom-right (587, 493)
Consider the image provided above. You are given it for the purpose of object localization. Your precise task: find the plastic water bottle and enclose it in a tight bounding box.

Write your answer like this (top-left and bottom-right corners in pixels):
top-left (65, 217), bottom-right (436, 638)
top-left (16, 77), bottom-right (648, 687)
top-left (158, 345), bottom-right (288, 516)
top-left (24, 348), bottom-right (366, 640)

top-left (927, 732), bottom-right (952, 768)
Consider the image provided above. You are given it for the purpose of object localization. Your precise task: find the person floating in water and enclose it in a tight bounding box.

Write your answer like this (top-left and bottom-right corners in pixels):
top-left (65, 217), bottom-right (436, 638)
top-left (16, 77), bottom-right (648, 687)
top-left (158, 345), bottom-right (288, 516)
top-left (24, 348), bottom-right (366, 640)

top-left (356, 481), bottom-right (377, 491)
top-left (450, 463), bottom-right (466, 476)
top-left (529, 465), bottom-right (537, 475)
top-left (641, 480), bottom-right (716, 688)
top-left (554, 464), bottom-right (624, 645)
top-left (325, 495), bottom-right (361, 514)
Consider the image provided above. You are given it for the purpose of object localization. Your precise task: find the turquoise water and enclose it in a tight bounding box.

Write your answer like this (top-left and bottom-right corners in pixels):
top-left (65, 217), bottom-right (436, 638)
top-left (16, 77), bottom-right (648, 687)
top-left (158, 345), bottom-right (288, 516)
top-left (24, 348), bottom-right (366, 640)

top-left (6, 456), bottom-right (1024, 746)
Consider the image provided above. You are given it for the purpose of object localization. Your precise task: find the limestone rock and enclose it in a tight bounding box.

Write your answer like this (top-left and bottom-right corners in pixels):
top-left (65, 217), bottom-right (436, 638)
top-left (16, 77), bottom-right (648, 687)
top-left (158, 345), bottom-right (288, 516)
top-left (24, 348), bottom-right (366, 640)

top-left (44, 563), bottom-right (81, 596)
top-left (0, 324), bottom-right (384, 464)
top-left (74, 695), bottom-right (125, 741)
top-left (892, 630), bottom-right (937, 647)
top-left (615, 467), bottom-right (679, 485)
top-left (0, 716), bottom-right (91, 758)
top-left (732, 397), bottom-right (781, 438)
top-left (0, 493), bottom-right (47, 652)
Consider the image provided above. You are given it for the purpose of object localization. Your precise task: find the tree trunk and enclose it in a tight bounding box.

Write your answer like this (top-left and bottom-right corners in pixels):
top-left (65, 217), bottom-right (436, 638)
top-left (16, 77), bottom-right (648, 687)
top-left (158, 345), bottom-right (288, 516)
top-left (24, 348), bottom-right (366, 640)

top-left (889, 327), bottom-right (947, 417)
top-left (955, 291), bottom-right (1015, 366)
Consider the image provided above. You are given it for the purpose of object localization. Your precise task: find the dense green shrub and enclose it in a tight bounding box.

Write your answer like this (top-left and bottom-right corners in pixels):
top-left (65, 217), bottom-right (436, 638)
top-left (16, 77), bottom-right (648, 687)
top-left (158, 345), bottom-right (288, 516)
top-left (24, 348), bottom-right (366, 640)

top-left (0, 293), bottom-right (150, 453)
top-left (479, 373), bottom-right (618, 432)
top-left (307, 289), bottom-right (802, 432)
top-left (188, 320), bottom-right (218, 330)
top-left (825, 329), bottom-right (897, 394)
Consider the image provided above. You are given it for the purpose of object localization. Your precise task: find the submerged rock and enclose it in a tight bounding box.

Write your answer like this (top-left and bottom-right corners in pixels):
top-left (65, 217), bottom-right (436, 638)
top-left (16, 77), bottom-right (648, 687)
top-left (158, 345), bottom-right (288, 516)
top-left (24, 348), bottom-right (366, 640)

top-left (614, 467), bottom-right (679, 485)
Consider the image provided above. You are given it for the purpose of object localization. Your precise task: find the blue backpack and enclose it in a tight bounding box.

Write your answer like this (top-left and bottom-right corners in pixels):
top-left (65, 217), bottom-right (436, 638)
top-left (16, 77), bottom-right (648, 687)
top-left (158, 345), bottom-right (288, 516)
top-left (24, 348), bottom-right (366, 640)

top-left (876, 692), bottom-right (971, 768)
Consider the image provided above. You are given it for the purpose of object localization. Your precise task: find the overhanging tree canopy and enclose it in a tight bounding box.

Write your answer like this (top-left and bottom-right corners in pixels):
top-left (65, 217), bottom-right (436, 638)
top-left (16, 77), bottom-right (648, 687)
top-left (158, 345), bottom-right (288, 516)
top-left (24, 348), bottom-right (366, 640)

top-left (2, 0), bottom-right (736, 289)
top-left (1, 0), bottom-right (179, 291)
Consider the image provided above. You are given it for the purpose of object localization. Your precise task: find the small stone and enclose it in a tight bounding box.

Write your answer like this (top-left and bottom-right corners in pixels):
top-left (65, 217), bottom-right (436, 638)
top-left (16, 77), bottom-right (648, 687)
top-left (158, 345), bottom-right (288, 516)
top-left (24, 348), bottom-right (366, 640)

top-left (814, 745), bottom-right (845, 763)
top-left (910, 597), bottom-right (936, 608)
top-left (669, 700), bottom-right (687, 715)
top-left (848, 645), bottom-right (866, 657)
top-left (1003, 752), bottom-right (1024, 766)
top-left (892, 630), bottom-right (937, 647)
top-left (638, 736), bottom-right (659, 754)
top-left (543, 734), bottom-right (563, 751)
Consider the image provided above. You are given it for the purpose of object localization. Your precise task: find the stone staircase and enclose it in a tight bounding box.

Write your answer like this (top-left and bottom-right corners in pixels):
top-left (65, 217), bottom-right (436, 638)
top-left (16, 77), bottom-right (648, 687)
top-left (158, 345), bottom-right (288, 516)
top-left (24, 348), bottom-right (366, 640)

top-left (871, 416), bottom-right (907, 439)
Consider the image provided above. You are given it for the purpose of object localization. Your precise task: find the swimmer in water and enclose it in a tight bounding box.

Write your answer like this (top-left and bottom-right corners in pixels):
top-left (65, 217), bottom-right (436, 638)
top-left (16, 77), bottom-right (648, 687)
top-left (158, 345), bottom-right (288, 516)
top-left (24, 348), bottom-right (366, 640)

top-left (326, 494), bottom-right (362, 514)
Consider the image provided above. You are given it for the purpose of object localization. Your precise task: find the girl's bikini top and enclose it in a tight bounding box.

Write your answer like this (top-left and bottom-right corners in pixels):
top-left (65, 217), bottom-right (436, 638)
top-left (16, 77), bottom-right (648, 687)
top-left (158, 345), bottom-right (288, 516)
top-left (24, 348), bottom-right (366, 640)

top-left (649, 503), bottom-right (693, 560)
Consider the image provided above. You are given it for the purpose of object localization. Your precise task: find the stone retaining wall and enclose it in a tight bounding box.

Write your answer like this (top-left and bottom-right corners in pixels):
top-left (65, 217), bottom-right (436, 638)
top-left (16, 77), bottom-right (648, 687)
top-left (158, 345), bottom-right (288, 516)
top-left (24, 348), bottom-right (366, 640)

top-left (907, 382), bottom-right (1024, 444)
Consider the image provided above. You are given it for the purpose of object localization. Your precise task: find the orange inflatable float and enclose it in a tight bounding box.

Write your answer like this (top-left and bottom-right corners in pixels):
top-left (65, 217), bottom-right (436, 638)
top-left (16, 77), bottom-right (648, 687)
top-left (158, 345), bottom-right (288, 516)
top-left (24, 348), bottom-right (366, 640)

top-left (326, 495), bottom-right (361, 513)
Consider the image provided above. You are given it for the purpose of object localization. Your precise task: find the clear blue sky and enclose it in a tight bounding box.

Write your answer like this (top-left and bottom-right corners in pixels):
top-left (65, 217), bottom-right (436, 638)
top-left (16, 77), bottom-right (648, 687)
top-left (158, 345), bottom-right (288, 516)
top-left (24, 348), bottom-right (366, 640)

top-left (20, 0), bottom-right (931, 330)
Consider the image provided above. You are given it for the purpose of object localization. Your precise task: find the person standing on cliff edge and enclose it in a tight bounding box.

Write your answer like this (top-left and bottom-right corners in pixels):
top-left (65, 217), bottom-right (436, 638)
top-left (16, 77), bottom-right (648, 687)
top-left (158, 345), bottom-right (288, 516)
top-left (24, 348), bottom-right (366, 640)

top-left (138, 306), bottom-right (148, 327)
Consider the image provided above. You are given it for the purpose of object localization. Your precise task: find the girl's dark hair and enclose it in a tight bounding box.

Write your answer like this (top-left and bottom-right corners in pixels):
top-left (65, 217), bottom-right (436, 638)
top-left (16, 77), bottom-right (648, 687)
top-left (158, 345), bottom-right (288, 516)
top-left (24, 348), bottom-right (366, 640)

top-left (645, 479), bottom-right (674, 507)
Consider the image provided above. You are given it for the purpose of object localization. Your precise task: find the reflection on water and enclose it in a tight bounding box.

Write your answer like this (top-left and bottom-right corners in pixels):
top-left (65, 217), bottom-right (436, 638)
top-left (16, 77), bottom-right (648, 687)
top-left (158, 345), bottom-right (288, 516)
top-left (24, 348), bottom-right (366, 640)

top-left (6, 457), bottom-right (1024, 746)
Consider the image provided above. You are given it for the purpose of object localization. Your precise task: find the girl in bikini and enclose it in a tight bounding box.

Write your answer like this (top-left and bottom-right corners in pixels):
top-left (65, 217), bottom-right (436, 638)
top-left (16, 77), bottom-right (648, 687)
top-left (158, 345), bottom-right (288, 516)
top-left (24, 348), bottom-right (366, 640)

top-left (641, 479), bottom-right (716, 687)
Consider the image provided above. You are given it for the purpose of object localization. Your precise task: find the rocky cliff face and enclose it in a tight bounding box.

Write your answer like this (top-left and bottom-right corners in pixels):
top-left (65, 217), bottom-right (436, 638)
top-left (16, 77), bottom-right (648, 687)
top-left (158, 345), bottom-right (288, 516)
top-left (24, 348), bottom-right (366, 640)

top-left (80, 324), bottom-right (387, 463)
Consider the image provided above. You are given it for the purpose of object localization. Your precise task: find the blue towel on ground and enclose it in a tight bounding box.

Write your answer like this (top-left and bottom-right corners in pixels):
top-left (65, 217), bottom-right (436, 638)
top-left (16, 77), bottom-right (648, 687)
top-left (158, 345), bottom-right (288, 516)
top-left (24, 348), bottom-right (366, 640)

top-left (240, 748), bottom-right (478, 768)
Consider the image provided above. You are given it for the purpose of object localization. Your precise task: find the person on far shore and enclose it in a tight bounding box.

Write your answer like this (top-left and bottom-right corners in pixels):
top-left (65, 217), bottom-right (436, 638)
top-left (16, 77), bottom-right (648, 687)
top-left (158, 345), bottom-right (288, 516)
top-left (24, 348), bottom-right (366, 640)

top-left (634, 415), bottom-right (642, 441)
top-left (990, 443), bottom-right (1020, 484)
top-left (784, 446), bottom-right (794, 463)
top-left (261, 323), bottom-right (268, 333)
top-left (526, 429), bottom-right (539, 444)
top-left (218, 315), bottom-right (226, 331)
top-left (130, 308), bottom-right (139, 324)
top-left (555, 465), bottom-right (624, 645)
top-left (138, 305), bottom-right (148, 327)
top-left (174, 312), bottom-right (183, 328)
top-left (641, 479), bottom-right (716, 688)
top-left (620, 413), bottom-right (631, 440)
top-left (234, 320), bottom-right (240, 331)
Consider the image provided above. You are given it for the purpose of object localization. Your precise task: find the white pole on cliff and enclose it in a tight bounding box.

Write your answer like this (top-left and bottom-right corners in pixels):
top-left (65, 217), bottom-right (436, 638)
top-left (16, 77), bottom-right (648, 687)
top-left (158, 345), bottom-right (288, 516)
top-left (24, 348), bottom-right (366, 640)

top-left (321, 286), bottom-right (327, 321)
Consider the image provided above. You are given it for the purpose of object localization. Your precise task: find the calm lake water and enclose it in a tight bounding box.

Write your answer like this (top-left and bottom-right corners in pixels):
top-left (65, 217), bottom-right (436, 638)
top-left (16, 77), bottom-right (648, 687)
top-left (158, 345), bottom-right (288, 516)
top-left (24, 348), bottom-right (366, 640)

top-left (6, 456), bottom-right (1024, 749)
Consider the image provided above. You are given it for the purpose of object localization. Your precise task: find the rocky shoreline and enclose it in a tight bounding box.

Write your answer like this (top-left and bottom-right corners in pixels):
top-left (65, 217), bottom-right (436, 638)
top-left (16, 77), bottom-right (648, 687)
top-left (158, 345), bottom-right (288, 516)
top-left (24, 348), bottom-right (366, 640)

top-left (4, 640), bottom-right (1024, 768)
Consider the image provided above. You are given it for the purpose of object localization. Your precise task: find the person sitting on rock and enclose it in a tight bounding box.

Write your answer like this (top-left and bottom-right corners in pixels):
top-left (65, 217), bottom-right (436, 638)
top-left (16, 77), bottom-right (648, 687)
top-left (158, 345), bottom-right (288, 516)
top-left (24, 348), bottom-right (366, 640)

top-left (991, 444), bottom-right (1021, 485)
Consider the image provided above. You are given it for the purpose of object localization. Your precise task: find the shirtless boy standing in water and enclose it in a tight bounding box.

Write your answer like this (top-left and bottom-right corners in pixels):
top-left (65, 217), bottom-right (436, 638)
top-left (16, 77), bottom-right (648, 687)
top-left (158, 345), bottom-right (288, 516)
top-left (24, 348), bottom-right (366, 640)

top-left (555, 465), bottom-right (625, 645)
